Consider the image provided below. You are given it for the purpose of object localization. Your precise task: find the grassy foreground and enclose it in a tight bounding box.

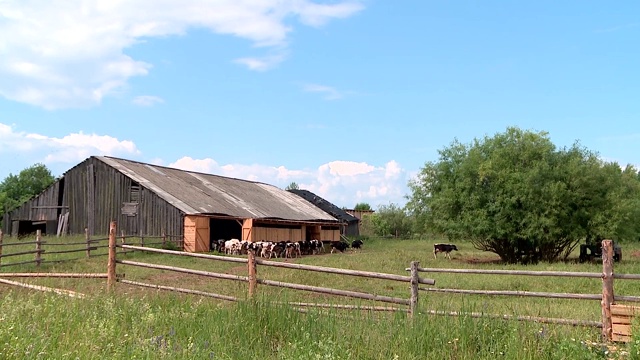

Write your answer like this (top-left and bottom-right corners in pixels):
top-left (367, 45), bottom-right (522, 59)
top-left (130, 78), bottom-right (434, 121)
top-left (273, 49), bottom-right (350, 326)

top-left (1, 290), bottom-right (638, 360)
top-left (1, 235), bottom-right (640, 358)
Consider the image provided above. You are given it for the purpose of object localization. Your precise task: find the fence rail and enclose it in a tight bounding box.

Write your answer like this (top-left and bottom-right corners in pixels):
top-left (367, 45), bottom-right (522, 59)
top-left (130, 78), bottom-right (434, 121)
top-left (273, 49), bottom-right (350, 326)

top-left (116, 227), bottom-right (432, 314)
top-left (419, 287), bottom-right (603, 301)
top-left (256, 258), bottom-right (434, 285)
top-left (411, 240), bottom-right (639, 342)
top-left (0, 229), bottom-right (185, 269)
top-left (120, 279), bottom-right (238, 302)
top-left (408, 267), bottom-right (603, 278)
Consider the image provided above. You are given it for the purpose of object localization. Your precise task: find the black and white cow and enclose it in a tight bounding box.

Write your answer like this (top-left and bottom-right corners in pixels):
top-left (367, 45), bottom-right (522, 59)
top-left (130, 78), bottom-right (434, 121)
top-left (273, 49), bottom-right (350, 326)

top-left (330, 241), bottom-right (350, 253)
top-left (433, 243), bottom-right (458, 259)
top-left (351, 239), bottom-right (363, 250)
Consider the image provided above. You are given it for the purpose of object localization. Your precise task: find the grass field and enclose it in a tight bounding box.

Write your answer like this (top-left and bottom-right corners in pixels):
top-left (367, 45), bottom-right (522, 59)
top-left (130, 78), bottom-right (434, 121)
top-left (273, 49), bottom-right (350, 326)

top-left (1, 235), bottom-right (639, 359)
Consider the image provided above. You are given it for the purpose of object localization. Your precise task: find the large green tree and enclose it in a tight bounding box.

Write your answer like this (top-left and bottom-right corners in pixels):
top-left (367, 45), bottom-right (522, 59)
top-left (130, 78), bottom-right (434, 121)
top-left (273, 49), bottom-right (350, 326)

top-left (0, 163), bottom-right (56, 224)
top-left (406, 127), bottom-right (640, 263)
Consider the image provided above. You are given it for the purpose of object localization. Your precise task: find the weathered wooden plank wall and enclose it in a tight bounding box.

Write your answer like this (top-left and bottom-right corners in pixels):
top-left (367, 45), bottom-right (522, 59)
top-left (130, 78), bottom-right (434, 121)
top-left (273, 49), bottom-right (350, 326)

top-left (7, 157), bottom-right (184, 238)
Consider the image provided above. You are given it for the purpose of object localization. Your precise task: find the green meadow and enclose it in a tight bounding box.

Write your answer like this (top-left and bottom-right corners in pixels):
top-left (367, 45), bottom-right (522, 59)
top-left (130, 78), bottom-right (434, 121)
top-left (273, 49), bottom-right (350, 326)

top-left (1, 235), bottom-right (639, 359)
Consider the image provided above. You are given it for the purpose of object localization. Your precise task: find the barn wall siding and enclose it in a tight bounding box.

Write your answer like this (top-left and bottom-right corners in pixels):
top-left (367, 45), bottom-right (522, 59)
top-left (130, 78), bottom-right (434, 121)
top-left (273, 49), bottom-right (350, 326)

top-left (7, 157), bottom-right (184, 238)
top-left (2, 181), bottom-right (62, 235)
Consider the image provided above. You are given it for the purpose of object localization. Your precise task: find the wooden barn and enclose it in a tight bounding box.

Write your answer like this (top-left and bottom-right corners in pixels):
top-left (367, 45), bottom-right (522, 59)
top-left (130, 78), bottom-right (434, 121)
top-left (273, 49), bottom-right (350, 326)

top-left (2, 156), bottom-right (342, 252)
top-left (287, 189), bottom-right (360, 237)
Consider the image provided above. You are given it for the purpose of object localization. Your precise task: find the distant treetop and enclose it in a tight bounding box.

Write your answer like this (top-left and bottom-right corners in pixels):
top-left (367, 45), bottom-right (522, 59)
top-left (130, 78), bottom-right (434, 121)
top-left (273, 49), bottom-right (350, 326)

top-left (354, 202), bottom-right (372, 211)
top-left (285, 182), bottom-right (300, 190)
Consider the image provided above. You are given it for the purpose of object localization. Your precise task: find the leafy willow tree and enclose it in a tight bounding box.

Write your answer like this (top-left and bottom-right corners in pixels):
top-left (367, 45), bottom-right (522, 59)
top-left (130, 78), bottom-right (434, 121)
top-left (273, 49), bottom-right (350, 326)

top-left (285, 182), bottom-right (300, 190)
top-left (368, 203), bottom-right (413, 238)
top-left (354, 202), bottom-right (372, 211)
top-left (0, 163), bottom-right (56, 226)
top-left (406, 127), bottom-right (640, 264)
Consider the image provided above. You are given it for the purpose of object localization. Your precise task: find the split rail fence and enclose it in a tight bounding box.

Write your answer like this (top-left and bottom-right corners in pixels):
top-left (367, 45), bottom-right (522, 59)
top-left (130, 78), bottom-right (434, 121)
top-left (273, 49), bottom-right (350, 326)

top-left (408, 240), bottom-right (640, 342)
top-left (0, 228), bottom-right (182, 269)
top-left (2, 223), bottom-right (639, 343)
top-left (105, 221), bottom-right (435, 315)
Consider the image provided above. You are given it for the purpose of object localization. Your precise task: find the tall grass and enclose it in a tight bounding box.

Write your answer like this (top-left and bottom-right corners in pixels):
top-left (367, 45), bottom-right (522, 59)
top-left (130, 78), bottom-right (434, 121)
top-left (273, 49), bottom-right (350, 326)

top-left (0, 291), bottom-right (633, 359)
top-left (1, 235), bottom-right (639, 358)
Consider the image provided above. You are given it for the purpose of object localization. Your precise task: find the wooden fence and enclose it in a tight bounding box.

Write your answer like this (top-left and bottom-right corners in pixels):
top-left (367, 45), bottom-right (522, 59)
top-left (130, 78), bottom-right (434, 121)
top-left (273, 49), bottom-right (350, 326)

top-left (2, 223), bottom-right (638, 343)
top-left (408, 240), bottom-right (640, 342)
top-left (0, 229), bottom-right (108, 298)
top-left (0, 228), bottom-right (182, 269)
top-left (0, 229), bottom-right (105, 267)
top-left (104, 221), bottom-right (435, 315)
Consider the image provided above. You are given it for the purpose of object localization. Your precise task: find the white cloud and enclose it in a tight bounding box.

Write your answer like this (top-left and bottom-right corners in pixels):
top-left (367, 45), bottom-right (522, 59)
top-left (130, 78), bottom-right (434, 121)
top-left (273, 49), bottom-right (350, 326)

top-left (0, 122), bottom-right (140, 165)
top-left (234, 53), bottom-right (287, 71)
top-left (132, 95), bottom-right (164, 106)
top-left (0, 1), bottom-right (364, 109)
top-left (303, 83), bottom-right (346, 100)
top-left (168, 156), bottom-right (409, 209)
top-left (170, 156), bottom-right (219, 174)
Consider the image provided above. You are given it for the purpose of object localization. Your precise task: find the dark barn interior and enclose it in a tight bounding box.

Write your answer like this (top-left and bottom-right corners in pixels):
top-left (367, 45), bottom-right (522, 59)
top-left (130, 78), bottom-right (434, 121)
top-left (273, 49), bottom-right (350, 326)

top-left (209, 218), bottom-right (242, 247)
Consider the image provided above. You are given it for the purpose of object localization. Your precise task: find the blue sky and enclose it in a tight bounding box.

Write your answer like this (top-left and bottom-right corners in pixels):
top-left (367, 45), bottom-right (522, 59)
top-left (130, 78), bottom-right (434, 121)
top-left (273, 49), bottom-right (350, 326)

top-left (1, 1), bottom-right (639, 210)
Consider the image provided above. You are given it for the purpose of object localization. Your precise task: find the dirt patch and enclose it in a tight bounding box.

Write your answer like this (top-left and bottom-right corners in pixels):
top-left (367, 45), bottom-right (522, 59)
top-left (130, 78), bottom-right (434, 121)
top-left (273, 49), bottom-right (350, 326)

top-left (631, 250), bottom-right (640, 258)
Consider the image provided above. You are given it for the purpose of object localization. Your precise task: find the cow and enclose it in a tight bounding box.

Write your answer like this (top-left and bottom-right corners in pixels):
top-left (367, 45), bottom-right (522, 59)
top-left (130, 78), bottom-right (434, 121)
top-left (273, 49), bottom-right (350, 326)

top-left (309, 239), bottom-right (324, 255)
top-left (285, 242), bottom-right (301, 258)
top-left (224, 239), bottom-right (242, 255)
top-left (211, 239), bottom-right (226, 253)
top-left (351, 239), bottom-right (363, 250)
top-left (330, 241), bottom-right (349, 253)
top-left (433, 243), bottom-right (458, 259)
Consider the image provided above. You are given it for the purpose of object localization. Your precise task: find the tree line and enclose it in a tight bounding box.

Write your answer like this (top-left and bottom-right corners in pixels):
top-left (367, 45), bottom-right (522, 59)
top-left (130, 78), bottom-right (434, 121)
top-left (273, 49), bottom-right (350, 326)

top-left (0, 164), bottom-right (56, 228)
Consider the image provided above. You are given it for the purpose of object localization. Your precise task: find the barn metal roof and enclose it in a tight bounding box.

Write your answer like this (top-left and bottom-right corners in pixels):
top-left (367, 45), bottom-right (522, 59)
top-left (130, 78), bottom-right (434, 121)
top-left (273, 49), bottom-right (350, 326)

top-left (287, 189), bottom-right (359, 223)
top-left (96, 156), bottom-right (338, 222)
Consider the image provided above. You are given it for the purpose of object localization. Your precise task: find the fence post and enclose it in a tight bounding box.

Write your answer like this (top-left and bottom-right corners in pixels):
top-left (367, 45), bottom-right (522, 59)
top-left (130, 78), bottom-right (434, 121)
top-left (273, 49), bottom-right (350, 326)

top-left (409, 261), bottom-right (420, 317)
top-left (35, 229), bottom-right (42, 267)
top-left (601, 239), bottom-right (614, 342)
top-left (120, 231), bottom-right (126, 255)
top-left (0, 229), bottom-right (3, 267)
top-left (162, 230), bottom-right (166, 248)
top-left (248, 250), bottom-right (257, 298)
top-left (85, 227), bottom-right (91, 258)
top-left (140, 230), bottom-right (144, 247)
top-left (107, 221), bottom-right (117, 291)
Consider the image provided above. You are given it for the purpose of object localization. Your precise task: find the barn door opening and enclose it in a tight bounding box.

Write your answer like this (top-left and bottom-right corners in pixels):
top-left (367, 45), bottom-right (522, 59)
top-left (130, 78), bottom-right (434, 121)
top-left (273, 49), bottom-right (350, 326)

top-left (209, 218), bottom-right (242, 249)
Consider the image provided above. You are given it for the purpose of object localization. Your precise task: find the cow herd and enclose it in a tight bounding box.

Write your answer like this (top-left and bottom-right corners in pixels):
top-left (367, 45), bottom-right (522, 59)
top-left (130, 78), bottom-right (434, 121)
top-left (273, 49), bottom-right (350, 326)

top-left (210, 238), bottom-right (362, 259)
top-left (209, 238), bottom-right (459, 261)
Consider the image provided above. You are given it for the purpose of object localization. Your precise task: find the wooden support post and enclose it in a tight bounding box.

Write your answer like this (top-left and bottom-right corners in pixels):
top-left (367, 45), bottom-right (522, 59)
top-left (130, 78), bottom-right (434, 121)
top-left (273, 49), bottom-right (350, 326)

top-left (85, 227), bottom-right (91, 258)
top-left (35, 229), bottom-right (42, 267)
top-left (410, 261), bottom-right (420, 317)
top-left (602, 239), bottom-right (614, 342)
top-left (248, 250), bottom-right (257, 298)
top-left (140, 230), bottom-right (144, 247)
top-left (107, 221), bottom-right (117, 291)
top-left (0, 229), bottom-right (3, 266)
top-left (162, 230), bottom-right (166, 248)
top-left (120, 231), bottom-right (126, 255)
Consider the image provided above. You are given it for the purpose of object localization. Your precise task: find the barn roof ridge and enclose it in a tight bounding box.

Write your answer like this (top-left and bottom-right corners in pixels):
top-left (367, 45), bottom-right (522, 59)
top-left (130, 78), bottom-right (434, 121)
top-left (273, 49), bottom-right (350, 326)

top-left (96, 155), bottom-right (275, 187)
top-left (287, 189), bottom-right (359, 223)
